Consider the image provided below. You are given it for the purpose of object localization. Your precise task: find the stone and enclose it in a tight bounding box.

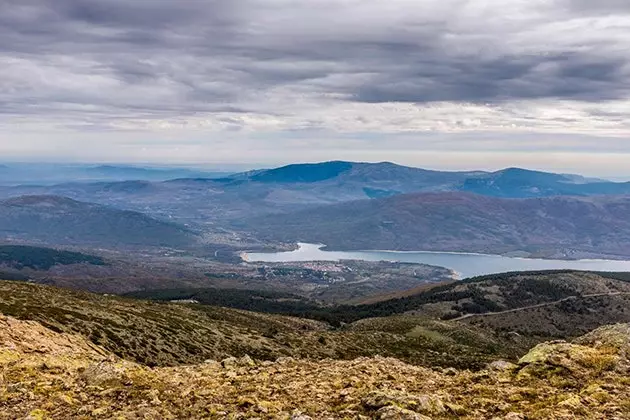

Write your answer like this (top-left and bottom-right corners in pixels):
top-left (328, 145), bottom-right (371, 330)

top-left (290, 411), bottom-right (312, 420)
top-left (363, 390), bottom-right (446, 415)
top-left (487, 360), bottom-right (518, 371)
top-left (221, 357), bottom-right (239, 368)
top-left (376, 406), bottom-right (432, 420)
top-left (80, 362), bottom-right (131, 387)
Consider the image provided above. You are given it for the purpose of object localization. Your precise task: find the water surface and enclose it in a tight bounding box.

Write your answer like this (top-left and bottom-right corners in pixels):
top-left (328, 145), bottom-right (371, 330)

top-left (245, 243), bottom-right (630, 279)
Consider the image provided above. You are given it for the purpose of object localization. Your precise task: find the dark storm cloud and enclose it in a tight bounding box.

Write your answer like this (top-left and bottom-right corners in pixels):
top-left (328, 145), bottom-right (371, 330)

top-left (355, 52), bottom-right (629, 104)
top-left (565, 0), bottom-right (630, 14)
top-left (0, 0), bottom-right (629, 127)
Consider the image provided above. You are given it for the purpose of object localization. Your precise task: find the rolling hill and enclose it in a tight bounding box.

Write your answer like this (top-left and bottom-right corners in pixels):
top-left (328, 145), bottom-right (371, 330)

top-left (0, 195), bottom-right (197, 248)
top-left (0, 280), bottom-right (517, 369)
top-left (6, 269), bottom-right (630, 374)
top-left (120, 270), bottom-right (630, 348)
top-left (247, 192), bottom-right (630, 258)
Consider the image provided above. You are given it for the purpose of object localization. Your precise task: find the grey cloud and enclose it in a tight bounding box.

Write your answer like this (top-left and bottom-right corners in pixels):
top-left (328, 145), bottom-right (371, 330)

top-left (565, 0), bottom-right (630, 14)
top-left (354, 51), bottom-right (629, 104)
top-left (0, 0), bottom-right (629, 132)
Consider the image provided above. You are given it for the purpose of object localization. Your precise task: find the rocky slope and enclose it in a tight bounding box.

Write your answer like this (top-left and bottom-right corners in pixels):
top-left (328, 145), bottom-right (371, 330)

top-left (1, 314), bottom-right (629, 419)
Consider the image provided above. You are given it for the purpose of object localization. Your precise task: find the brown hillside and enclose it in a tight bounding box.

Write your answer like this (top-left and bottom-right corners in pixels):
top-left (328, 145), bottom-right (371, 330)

top-left (1, 314), bottom-right (629, 419)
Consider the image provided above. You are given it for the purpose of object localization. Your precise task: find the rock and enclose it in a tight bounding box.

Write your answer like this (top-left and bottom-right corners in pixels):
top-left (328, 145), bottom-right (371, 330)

top-left (363, 390), bottom-right (446, 415)
top-left (80, 362), bottom-right (131, 387)
top-left (487, 360), bottom-right (518, 372)
top-left (221, 357), bottom-right (239, 368)
top-left (376, 406), bottom-right (432, 420)
top-left (574, 323), bottom-right (630, 372)
top-left (290, 411), bottom-right (312, 420)
top-left (442, 367), bottom-right (457, 376)
top-left (239, 354), bottom-right (256, 367)
top-left (503, 413), bottom-right (526, 420)
top-left (221, 355), bottom-right (256, 368)
top-left (445, 402), bottom-right (466, 415)
top-left (574, 323), bottom-right (630, 355)
top-left (557, 394), bottom-right (585, 413)
top-left (517, 341), bottom-right (617, 380)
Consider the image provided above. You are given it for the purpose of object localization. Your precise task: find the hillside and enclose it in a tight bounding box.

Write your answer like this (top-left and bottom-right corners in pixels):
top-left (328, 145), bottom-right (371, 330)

top-left (247, 192), bottom-right (630, 258)
top-left (119, 271), bottom-right (630, 357)
top-left (0, 195), bottom-right (197, 248)
top-left (1, 313), bottom-right (629, 419)
top-left (0, 244), bottom-right (105, 270)
top-left (0, 281), bottom-right (517, 369)
top-left (138, 271), bottom-right (630, 345)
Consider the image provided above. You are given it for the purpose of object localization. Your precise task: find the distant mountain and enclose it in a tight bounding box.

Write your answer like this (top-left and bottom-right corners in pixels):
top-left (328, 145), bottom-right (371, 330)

top-left (2, 161), bottom-right (629, 230)
top-left (0, 163), bottom-right (231, 186)
top-left (84, 165), bottom-right (230, 181)
top-left (0, 195), bottom-right (197, 248)
top-left (247, 161), bottom-right (355, 183)
top-left (247, 192), bottom-right (630, 258)
top-left (225, 160), bottom-right (481, 190)
top-left (461, 167), bottom-right (630, 197)
top-left (219, 161), bottom-right (630, 202)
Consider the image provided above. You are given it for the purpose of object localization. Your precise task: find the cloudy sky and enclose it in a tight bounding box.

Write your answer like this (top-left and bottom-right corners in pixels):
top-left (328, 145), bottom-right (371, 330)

top-left (1, 0), bottom-right (630, 175)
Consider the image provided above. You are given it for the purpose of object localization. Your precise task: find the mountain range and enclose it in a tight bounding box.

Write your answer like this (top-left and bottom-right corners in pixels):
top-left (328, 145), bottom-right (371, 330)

top-left (0, 163), bottom-right (230, 186)
top-left (0, 161), bottom-right (628, 227)
top-left (0, 161), bottom-right (630, 258)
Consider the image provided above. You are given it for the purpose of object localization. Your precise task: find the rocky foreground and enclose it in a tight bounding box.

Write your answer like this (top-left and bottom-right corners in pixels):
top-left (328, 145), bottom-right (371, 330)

top-left (1, 315), bottom-right (629, 419)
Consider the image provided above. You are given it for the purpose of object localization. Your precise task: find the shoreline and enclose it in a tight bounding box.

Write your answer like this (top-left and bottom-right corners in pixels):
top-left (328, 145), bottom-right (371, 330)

top-left (245, 243), bottom-right (630, 264)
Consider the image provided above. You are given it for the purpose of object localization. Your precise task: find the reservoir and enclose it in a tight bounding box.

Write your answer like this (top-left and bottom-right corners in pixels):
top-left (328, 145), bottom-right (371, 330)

top-left (244, 243), bottom-right (630, 279)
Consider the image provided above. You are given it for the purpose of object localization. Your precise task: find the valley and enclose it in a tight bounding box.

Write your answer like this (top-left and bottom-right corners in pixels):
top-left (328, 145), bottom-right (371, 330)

top-left (6, 3), bottom-right (630, 416)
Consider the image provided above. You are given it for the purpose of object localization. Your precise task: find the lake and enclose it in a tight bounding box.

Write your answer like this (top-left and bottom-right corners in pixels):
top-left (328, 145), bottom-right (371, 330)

top-left (244, 243), bottom-right (630, 279)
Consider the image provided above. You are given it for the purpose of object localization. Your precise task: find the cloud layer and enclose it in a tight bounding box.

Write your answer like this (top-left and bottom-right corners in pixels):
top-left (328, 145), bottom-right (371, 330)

top-left (1, 0), bottom-right (629, 170)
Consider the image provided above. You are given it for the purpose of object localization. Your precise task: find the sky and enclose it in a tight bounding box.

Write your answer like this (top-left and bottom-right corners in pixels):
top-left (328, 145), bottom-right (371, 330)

top-left (1, 0), bottom-right (630, 176)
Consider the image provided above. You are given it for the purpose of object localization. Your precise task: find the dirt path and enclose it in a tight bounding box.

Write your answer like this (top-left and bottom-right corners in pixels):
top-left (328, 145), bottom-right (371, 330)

top-left (452, 291), bottom-right (630, 321)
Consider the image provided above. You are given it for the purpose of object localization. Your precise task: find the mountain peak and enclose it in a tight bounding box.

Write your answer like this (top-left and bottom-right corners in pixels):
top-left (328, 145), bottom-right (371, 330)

top-left (248, 161), bottom-right (355, 183)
